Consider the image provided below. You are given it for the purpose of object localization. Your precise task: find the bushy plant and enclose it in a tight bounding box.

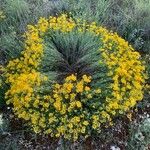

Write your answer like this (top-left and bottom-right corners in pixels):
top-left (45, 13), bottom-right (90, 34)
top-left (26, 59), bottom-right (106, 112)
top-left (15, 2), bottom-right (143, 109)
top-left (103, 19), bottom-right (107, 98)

top-left (0, 29), bottom-right (23, 60)
top-left (54, 0), bottom-right (150, 54)
top-left (127, 117), bottom-right (150, 150)
top-left (108, 0), bottom-right (150, 53)
top-left (45, 0), bottom-right (111, 23)
top-left (3, 14), bottom-right (147, 140)
top-left (0, 0), bottom-right (53, 66)
top-left (0, 0), bottom-right (30, 32)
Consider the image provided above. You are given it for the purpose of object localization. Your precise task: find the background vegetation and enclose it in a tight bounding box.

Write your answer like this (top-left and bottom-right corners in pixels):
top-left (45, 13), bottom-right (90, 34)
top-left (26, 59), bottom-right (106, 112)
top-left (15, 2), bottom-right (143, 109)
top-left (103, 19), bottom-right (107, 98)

top-left (0, 0), bottom-right (149, 149)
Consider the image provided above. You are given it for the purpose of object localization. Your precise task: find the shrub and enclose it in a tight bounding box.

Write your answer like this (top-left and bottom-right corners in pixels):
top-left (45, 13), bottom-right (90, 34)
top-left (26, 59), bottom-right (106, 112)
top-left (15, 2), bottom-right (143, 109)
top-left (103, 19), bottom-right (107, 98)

top-left (0, 0), bottom-right (30, 32)
top-left (127, 117), bottom-right (150, 150)
top-left (55, 0), bottom-right (150, 54)
top-left (107, 0), bottom-right (150, 53)
top-left (4, 14), bottom-right (146, 140)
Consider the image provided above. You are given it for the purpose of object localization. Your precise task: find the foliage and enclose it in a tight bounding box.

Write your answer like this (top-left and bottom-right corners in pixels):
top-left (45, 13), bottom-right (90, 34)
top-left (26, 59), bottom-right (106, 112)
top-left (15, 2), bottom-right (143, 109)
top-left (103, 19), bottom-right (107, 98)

top-left (108, 0), bottom-right (150, 54)
top-left (47, 0), bottom-right (150, 54)
top-left (0, 29), bottom-right (23, 61)
top-left (41, 30), bottom-right (102, 81)
top-left (0, 65), bottom-right (7, 109)
top-left (127, 117), bottom-right (150, 150)
top-left (0, 0), bottom-right (30, 32)
top-left (50, 0), bottom-right (111, 23)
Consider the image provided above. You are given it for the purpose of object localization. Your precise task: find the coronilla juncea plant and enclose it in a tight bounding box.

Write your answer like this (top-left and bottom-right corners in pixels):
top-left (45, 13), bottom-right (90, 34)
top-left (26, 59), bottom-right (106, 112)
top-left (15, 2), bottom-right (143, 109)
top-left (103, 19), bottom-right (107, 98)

top-left (4, 14), bottom-right (147, 140)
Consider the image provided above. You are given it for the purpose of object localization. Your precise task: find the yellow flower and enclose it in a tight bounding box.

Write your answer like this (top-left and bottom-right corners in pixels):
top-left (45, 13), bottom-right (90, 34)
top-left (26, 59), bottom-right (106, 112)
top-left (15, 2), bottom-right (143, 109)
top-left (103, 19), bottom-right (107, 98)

top-left (76, 101), bottom-right (82, 108)
top-left (81, 126), bottom-right (86, 133)
top-left (63, 83), bottom-right (73, 93)
top-left (33, 99), bottom-right (40, 108)
top-left (83, 121), bottom-right (89, 126)
top-left (95, 89), bottom-right (101, 94)
top-left (82, 75), bottom-right (91, 83)
top-left (37, 17), bottom-right (49, 33)
top-left (68, 123), bottom-right (73, 129)
top-left (92, 123), bottom-right (98, 129)
top-left (53, 101), bottom-right (61, 111)
top-left (70, 93), bottom-right (76, 100)
top-left (127, 112), bottom-right (132, 121)
top-left (87, 94), bottom-right (92, 99)
top-left (76, 81), bottom-right (84, 93)
top-left (65, 74), bottom-right (77, 81)
top-left (33, 126), bottom-right (40, 133)
top-left (85, 86), bottom-right (91, 91)
top-left (43, 102), bottom-right (49, 108)
top-left (44, 129), bottom-right (52, 134)
top-left (54, 83), bottom-right (61, 89)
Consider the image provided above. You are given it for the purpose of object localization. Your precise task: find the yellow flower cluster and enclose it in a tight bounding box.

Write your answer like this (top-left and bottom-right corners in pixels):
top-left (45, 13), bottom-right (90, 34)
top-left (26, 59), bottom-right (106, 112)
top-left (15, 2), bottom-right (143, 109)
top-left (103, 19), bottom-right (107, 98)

top-left (99, 31), bottom-right (146, 115)
top-left (44, 74), bottom-right (101, 139)
top-left (52, 74), bottom-right (92, 112)
top-left (4, 14), bottom-right (146, 140)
